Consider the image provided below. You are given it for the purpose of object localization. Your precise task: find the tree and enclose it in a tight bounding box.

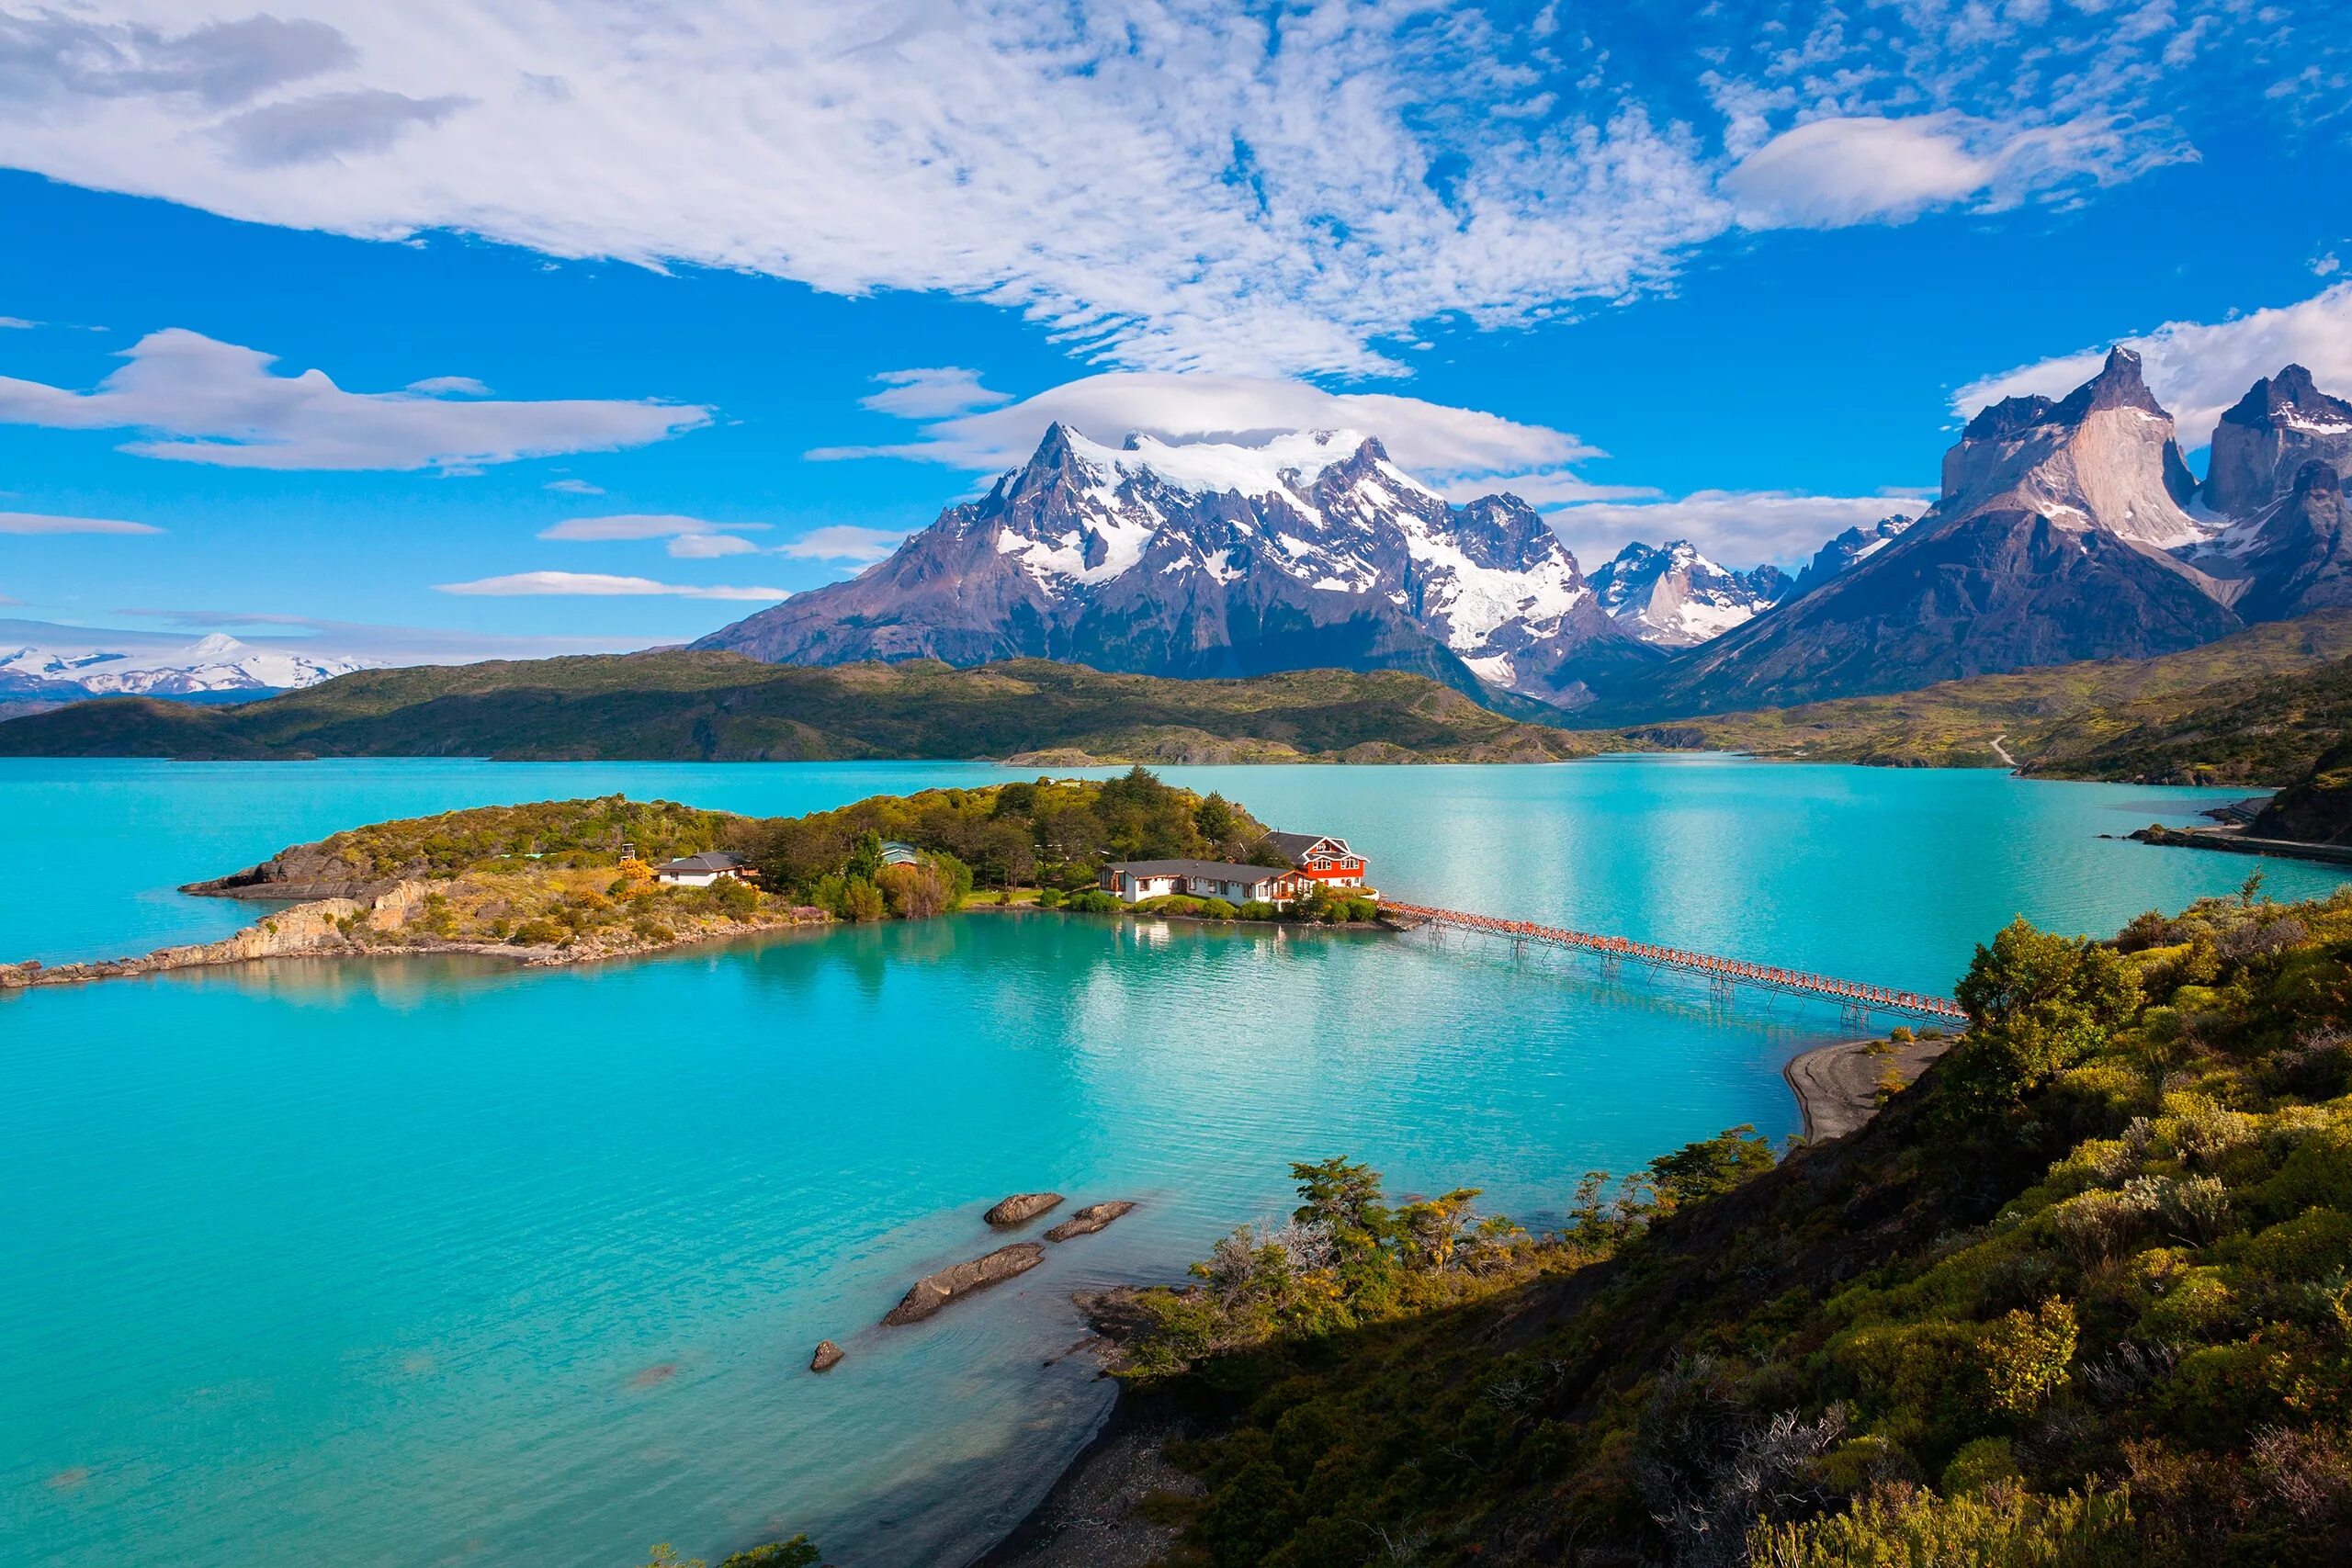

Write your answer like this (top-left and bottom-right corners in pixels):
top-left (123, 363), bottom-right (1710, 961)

top-left (1398, 1187), bottom-right (1482, 1272)
top-left (1646, 1125), bottom-right (1774, 1211)
top-left (1195, 791), bottom-right (1239, 846)
top-left (1290, 1156), bottom-right (1392, 1248)
top-left (1947, 918), bottom-right (2141, 1112)
top-left (845, 829), bottom-right (885, 884)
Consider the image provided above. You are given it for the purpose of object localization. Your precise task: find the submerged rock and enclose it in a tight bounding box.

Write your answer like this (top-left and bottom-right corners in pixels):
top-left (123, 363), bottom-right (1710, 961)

top-left (881, 1243), bottom-right (1046, 1326)
top-left (985, 1191), bottom-right (1065, 1227)
top-left (1045, 1201), bottom-right (1136, 1243)
top-left (808, 1340), bottom-right (844, 1373)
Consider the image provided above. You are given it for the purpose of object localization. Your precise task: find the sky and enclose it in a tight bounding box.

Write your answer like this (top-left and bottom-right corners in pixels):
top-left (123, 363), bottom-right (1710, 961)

top-left (3, 0), bottom-right (2351, 663)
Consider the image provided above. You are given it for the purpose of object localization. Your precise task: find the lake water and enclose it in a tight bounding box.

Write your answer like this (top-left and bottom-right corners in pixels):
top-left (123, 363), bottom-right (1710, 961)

top-left (2, 757), bottom-right (2341, 1567)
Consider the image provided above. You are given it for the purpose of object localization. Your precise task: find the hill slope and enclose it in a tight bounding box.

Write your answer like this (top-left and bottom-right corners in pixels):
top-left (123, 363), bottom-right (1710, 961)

top-left (0, 651), bottom-right (1596, 763)
top-left (1646, 608), bottom-right (2352, 780)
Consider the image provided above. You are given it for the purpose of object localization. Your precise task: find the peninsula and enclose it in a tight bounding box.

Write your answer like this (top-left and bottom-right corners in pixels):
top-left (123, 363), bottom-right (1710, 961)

top-left (2, 770), bottom-right (1374, 990)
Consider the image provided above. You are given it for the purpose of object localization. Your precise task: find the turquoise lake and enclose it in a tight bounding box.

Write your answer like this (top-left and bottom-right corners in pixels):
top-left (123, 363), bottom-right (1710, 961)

top-left (3, 756), bottom-right (2345, 1567)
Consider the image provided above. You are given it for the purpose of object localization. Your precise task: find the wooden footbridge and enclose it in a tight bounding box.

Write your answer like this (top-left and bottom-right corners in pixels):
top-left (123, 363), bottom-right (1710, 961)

top-left (1381, 901), bottom-right (1969, 1028)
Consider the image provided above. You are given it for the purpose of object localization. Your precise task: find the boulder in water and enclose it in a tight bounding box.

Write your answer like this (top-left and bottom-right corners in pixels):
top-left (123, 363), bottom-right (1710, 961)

top-left (808, 1339), bottom-right (844, 1373)
top-left (984, 1191), bottom-right (1064, 1227)
top-left (882, 1243), bottom-right (1046, 1326)
top-left (1045, 1201), bottom-right (1136, 1243)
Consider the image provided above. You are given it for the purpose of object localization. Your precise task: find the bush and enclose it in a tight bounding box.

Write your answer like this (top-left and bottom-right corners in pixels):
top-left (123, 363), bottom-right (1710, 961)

top-left (1234, 900), bottom-right (1280, 921)
top-left (1747, 1482), bottom-right (2139, 1567)
top-left (876, 861), bottom-right (953, 919)
top-left (509, 917), bottom-right (566, 946)
top-left (1062, 890), bottom-right (1122, 914)
top-left (1975, 1299), bottom-right (2077, 1417)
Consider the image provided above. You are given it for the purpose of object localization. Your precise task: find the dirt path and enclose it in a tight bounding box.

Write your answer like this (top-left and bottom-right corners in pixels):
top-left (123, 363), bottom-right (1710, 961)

top-left (1990, 733), bottom-right (2017, 768)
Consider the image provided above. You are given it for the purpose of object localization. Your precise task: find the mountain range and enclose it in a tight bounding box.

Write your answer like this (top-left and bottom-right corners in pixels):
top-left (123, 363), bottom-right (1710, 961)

top-left (0, 624), bottom-right (374, 716)
top-left (699, 351), bottom-right (2352, 716)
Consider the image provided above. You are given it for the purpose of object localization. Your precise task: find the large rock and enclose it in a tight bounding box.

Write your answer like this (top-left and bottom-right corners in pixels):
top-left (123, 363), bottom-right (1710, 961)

top-left (880, 1243), bottom-right (1046, 1326)
top-left (808, 1339), bottom-right (844, 1373)
top-left (985, 1191), bottom-right (1065, 1227)
top-left (1045, 1201), bottom-right (1136, 1242)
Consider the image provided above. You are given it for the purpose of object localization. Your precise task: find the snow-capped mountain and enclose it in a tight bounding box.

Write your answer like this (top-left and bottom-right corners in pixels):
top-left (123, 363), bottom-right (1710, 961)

top-left (1784, 514), bottom-right (1917, 600)
top-left (1587, 540), bottom-right (1790, 648)
top-left (699, 423), bottom-right (1653, 708)
top-left (0, 627), bottom-right (373, 700)
top-left (1624, 348), bottom-right (2245, 715)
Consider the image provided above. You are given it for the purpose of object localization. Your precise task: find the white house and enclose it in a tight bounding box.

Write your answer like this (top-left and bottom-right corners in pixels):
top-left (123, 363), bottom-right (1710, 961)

top-left (1101, 859), bottom-right (1306, 906)
top-left (653, 851), bottom-right (754, 887)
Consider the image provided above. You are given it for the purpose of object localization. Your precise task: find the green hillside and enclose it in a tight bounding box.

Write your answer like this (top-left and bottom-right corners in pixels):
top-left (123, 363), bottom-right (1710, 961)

top-left (1641, 610), bottom-right (2352, 783)
top-left (0, 652), bottom-right (1595, 764)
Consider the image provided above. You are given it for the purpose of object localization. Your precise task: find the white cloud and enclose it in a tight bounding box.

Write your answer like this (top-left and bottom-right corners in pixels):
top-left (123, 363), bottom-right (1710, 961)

top-left (777, 525), bottom-right (907, 563)
top-left (2316, 254), bottom-right (2343, 278)
top-left (0, 509), bottom-right (163, 534)
top-left (1952, 282), bottom-right (2352, 442)
top-left (537, 512), bottom-right (768, 558)
top-left (0, 315), bottom-right (33, 328)
top-left (0, 328), bottom-right (711, 470)
top-left (0, 4), bottom-right (2304, 377)
top-left (860, 367), bottom-right (1013, 420)
top-left (543, 477), bottom-right (605, 495)
top-left (435, 570), bottom-right (784, 601)
top-left (1544, 491), bottom-right (1932, 570)
top-left (407, 374), bottom-right (488, 395)
top-left (0, 4), bottom-right (1749, 377)
top-left (1722, 112), bottom-right (2173, 230)
top-left (817, 370), bottom-right (1604, 485)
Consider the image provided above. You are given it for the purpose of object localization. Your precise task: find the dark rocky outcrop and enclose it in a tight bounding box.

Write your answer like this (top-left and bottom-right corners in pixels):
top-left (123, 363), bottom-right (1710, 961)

top-left (1784, 514), bottom-right (1917, 600)
top-left (2251, 735), bottom-right (2352, 845)
top-left (808, 1339), bottom-right (844, 1373)
top-left (2222, 463), bottom-right (2352, 623)
top-left (1044, 1201), bottom-right (1136, 1243)
top-left (880, 1243), bottom-right (1046, 1326)
top-left (984, 1192), bottom-right (1065, 1227)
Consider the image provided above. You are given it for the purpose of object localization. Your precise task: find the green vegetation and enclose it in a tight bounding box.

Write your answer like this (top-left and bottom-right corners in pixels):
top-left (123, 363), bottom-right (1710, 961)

top-left (1636, 608), bottom-right (2352, 781)
top-left (1098, 885), bottom-right (2352, 1565)
top-left (637, 1538), bottom-right (818, 1568)
top-left (0, 652), bottom-right (1595, 763)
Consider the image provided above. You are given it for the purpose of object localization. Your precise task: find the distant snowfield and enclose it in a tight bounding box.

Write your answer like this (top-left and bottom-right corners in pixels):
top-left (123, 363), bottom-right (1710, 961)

top-left (0, 621), bottom-right (377, 700)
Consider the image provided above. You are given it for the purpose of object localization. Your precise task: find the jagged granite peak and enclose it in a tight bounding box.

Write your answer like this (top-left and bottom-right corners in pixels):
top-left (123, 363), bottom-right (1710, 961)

top-left (1589, 540), bottom-right (1792, 648)
top-left (1784, 515), bottom-right (1917, 599)
top-left (2190, 461), bottom-right (2352, 624)
top-left (2202, 364), bottom-right (2352, 518)
top-left (1939, 344), bottom-right (2213, 551)
top-left (695, 424), bottom-right (1654, 710)
top-left (1605, 350), bottom-right (2242, 716)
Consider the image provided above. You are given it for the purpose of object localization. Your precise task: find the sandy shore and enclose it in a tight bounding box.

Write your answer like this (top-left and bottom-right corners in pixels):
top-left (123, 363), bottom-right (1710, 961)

top-left (1782, 1033), bottom-right (1955, 1142)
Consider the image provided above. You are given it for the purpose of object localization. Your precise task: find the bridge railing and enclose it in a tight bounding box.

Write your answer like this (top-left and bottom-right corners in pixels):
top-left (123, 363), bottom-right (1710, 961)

top-left (1381, 901), bottom-right (1967, 1023)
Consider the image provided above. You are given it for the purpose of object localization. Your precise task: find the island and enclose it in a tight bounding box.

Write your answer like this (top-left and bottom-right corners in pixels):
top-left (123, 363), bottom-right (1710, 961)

top-left (1, 769), bottom-right (1381, 990)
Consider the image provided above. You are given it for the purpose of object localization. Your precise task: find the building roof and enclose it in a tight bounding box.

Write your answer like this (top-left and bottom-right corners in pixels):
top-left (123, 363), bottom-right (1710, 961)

top-left (657, 850), bottom-right (747, 873)
top-left (879, 840), bottom-right (922, 865)
top-left (1261, 830), bottom-right (1351, 861)
top-left (1108, 859), bottom-right (1293, 882)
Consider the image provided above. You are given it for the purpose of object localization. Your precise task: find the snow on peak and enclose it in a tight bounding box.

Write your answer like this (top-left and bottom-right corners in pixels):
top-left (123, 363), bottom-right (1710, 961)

top-left (1061, 426), bottom-right (1369, 501)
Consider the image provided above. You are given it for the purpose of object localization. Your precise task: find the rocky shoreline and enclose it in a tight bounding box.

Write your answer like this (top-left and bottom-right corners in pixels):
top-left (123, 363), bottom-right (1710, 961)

top-left (0, 881), bottom-right (826, 992)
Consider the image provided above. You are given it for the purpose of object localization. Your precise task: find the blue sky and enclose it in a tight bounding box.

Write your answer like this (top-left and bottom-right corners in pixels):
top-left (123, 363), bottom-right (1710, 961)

top-left (3, 0), bottom-right (2349, 661)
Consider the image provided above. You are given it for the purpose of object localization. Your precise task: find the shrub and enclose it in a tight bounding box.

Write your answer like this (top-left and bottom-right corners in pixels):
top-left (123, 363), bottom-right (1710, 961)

top-left (1747, 1482), bottom-right (2138, 1567)
top-left (509, 917), bottom-right (566, 946)
top-left (1939, 1436), bottom-right (2021, 1495)
top-left (1234, 900), bottom-right (1280, 921)
top-left (1976, 1299), bottom-right (2077, 1417)
top-left (1062, 890), bottom-right (1122, 914)
top-left (876, 861), bottom-right (952, 919)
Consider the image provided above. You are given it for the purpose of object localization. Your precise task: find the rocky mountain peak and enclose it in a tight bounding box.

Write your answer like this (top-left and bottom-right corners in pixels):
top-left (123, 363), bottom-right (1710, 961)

top-left (1589, 538), bottom-right (1791, 649)
top-left (2204, 364), bottom-right (2352, 518)
top-left (2052, 344), bottom-right (2165, 423)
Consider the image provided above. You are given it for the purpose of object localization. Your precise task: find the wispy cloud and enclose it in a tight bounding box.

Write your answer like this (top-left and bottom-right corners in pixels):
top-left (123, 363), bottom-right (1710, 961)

top-left (1, 3), bottom-right (2311, 378)
top-left (1952, 282), bottom-right (2352, 442)
top-left (0, 316), bottom-right (35, 329)
top-left (777, 525), bottom-right (906, 564)
top-left (435, 570), bottom-right (784, 601)
top-left (537, 512), bottom-right (768, 558)
top-left (817, 369), bottom-right (1608, 491)
top-left (543, 477), bottom-right (605, 495)
top-left (101, 606), bottom-right (656, 662)
top-left (1723, 113), bottom-right (2178, 230)
top-left (0, 328), bottom-right (712, 470)
top-left (859, 367), bottom-right (1012, 420)
top-left (0, 509), bottom-right (163, 534)
top-left (1545, 490), bottom-right (1932, 570)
